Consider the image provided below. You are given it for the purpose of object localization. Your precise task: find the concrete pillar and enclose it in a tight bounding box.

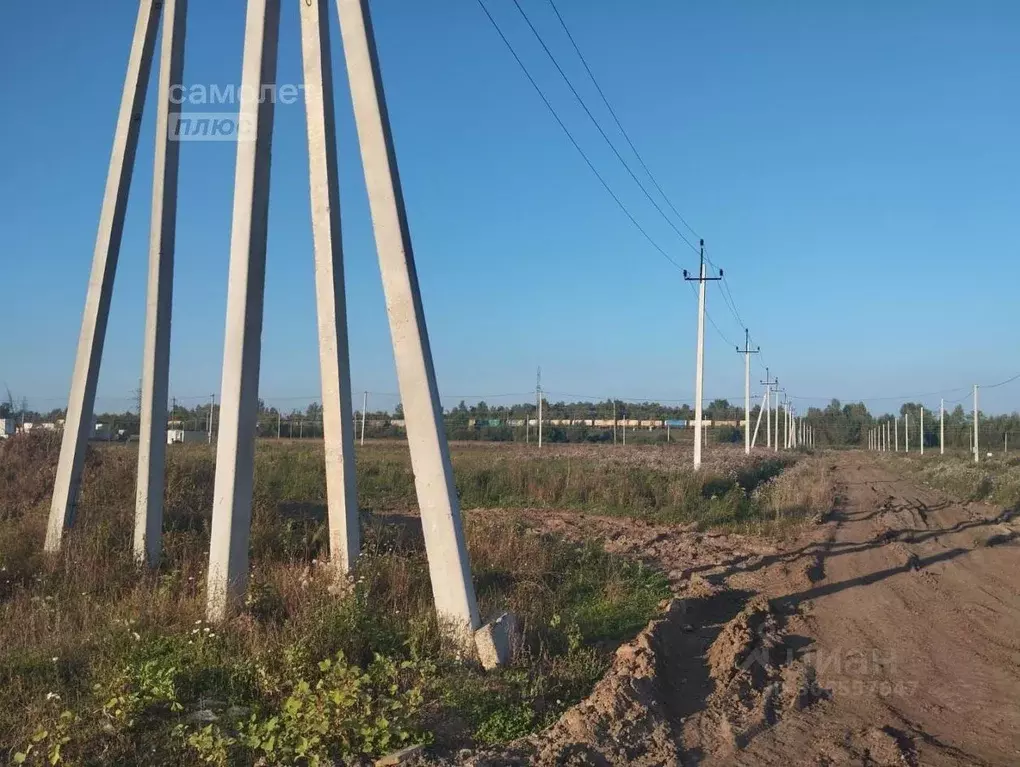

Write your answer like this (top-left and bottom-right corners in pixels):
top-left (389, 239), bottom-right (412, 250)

top-left (46, 0), bottom-right (163, 552)
top-left (692, 261), bottom-right (707, 469)
top-left (335, 0), bottom-right (480, 636)
top-left (206, 0), bottom-right (281, 622)
top-left (134, 0), bottom-right (188, 568)
top-left (299, 0), bottom-right (360, 573)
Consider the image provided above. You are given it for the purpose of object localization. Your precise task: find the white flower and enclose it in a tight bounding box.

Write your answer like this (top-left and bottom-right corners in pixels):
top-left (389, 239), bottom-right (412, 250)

top-left (132, 632), bottom-right (141, 641)
top-left (51, 657), bottom-right (58, 663)
top-left (45, 692), bottom-right (60, 701)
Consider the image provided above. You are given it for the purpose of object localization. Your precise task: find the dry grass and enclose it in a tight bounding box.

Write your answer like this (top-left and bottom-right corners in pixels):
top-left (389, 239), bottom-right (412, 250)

top-left (889, 451), bottom-right (1020, 509)
top-left (0, 434), bottom-right (674, 764)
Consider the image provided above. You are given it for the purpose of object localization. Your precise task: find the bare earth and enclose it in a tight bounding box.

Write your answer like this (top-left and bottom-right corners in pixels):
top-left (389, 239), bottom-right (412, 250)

top-left (457, 453), bottom-right (1020, 766)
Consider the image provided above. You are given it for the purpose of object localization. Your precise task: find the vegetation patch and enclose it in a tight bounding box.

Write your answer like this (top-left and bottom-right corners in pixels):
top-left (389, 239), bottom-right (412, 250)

top-left (0, 434), bottom-right (675, 765)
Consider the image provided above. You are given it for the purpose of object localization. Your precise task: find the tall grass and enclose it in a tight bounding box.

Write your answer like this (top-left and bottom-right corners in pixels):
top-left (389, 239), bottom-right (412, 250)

top-left (0, 435), bottom-right (678, 764)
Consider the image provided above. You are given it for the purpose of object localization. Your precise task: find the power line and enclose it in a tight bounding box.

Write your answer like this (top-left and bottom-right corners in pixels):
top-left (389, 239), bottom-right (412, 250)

top-left (545, 0), bottom-right (699, 242)
top-left (509, 0), bottom-right (698, 253)
top-left (473, 0), bottom-right (685, 271)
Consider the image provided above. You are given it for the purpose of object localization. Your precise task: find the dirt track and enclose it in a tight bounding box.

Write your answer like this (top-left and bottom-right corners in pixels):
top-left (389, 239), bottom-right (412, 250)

top-left (466, 453), bottom-right (1020, 766)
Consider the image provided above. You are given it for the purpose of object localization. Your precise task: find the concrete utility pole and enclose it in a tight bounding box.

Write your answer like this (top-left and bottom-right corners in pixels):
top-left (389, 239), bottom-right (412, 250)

top-left (360, 391), bottom-right (368, 446)
top-left (774, 386), bottom-right (782, 453)
top-left (206, 0), bottom-right (283, 623)
top-left (134, 0), bottom-right (188, 569)
top-left (920, 406), bottom-right (924, 455)
top-left (301, 0), bottom-right (360, 575)
top-left (940, 398), bottom-right (945, 455)
top-left (973, 385), bottom-right (979, 463)
top-left (207, 394), bottom-right (215, 444)
top-left (536, 367), bottom-right (543, 449)
top-left (46, 0), bottom-right (163, 553)
top-left (336, 0), bottom-right (480, 637)
top-left (737, 329), bottom-right (760, 455)
top-left (895, 417), bottom-right (899, 452)
top-left (622, 407), bottom-right (627, 446)
top-left (905, 413), bottom-right (910, 453)
top-left (612, 400), bottom-right (616, 445)
top-left (760, 368), bottom-right (775, 450)
top-left (684, 239), bottom-right (721, 470)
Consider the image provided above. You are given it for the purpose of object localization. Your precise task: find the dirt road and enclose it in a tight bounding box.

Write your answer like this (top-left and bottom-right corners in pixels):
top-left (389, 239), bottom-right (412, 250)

top-left (471, 453), bottom-right (1020, 766)
top-left (725, 455), bottom-right (1020, 766)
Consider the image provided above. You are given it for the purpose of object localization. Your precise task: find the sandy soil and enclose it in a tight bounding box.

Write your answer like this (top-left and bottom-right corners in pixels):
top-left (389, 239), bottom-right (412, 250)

top-left (452, 453), bottom-right (1020, 766)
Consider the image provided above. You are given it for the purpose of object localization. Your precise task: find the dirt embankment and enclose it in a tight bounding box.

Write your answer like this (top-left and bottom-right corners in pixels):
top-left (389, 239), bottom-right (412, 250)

top-left (442, 454), bottom-right (1020, 766)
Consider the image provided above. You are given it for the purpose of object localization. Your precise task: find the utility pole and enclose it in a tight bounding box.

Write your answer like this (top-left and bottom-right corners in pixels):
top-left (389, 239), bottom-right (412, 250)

top-left (612, 400), bottom-right (616, 445)
top-left (920, 406), bottom-right (925, 455)
top-left (760, 368), bottom-right (775, 450)
top-left (333, 0), bottom-right (481, 638)
top-left (46, 0), bottom-right (164, 556)
top-left (360, 390), bottom-right (367, 446)
top-left (277, 410), bottom-right (281, 440)
top-left (737, 329), bottom-right (760, 455)
top-left (774, 385), bottom-right (782, 452)
top-left (973, 385), bottom-right (979, 463)
top-left (536, 367), bottom-right (543, 449)
top-left (760, 369), bottom-right (776, 450)
top-left (895, 416), bottom-right (899, 452)
top-left (684, 239), bottom-right (721, 470)
top-left (622, 406), bottom-right (627, 446)
top-left (940, 398), bottom-right (945, 455)
top-left (207, 394), bottom-right (215, 444)
top-left (905, 413), bottom-right (910, 453)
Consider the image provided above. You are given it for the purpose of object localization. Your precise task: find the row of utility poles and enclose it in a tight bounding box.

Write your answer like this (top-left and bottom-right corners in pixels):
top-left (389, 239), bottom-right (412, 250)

top-left (868, 388), bottom-right (984, 462)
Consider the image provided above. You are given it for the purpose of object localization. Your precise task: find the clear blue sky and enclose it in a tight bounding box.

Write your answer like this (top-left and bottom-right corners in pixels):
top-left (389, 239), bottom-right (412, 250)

top-left (1, 1), bottom-right (1018, 416)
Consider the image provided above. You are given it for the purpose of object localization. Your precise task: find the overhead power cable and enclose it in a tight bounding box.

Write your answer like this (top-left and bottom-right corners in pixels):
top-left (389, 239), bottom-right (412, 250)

top-left (545, 0), bottom-right (700, 242)
top-left (473, 0), bottom-right (684, 271)
top-left (509, 0), bottom-right (699, 254)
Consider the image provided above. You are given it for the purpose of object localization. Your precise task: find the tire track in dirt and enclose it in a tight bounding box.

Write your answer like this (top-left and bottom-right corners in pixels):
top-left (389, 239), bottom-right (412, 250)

top-left (446, 454), bottom-right (1020, 765)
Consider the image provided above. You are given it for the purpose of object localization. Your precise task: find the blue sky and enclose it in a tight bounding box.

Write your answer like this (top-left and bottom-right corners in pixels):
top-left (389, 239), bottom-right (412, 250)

top-left (1, 0), bottom-right (1018, 416)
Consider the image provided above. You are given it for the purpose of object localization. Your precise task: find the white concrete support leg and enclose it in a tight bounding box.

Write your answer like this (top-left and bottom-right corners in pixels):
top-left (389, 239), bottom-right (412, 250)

top-left (940, 399), bottom-right (945, 455)
top-left (905, 414), bottom-right (910, 453)
top-left (895, 418), bottom-right (899, 452)
top-left (973, 385), bottom-right (979, 463)
top-left (206, 0), bottom-right (281, 622)
top-left (300, 0), bottom-right (360, 573)
top-left (751, 390), bottom-right (767, 449)
top-left (774, 397), bottom-right (779, 453)
top-left (765, 389), bottom-right (771, 449)
top-left (336, 0), bottom-right (480, 636)
top-left (46, 0), bottom-right (163, 553)
top-left (920, 407), bottom-right (924, 455)
top-left (692, 262), bottom-right (707, 469)
top-left (134, 0), bottom-right (188, 568)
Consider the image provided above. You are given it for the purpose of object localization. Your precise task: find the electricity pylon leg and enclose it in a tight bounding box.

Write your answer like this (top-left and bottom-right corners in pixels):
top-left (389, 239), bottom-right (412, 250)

top-left (299, 0), bottom-right (360, 573)
top-left (135, 0), bottom-right (189, 568)
top-left (206, 0), bottom-right (282, 621)
top-left (47, 0), bottom-right (163, 552)
top-left (335, 0), bottom-right (480, 638)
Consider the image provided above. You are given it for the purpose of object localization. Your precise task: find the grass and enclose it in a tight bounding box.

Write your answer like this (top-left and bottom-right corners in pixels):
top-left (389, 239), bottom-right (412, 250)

top-left (0, 435), bottom-right (818, 765)
top-left (889, 450), bottom-right (1020, 509)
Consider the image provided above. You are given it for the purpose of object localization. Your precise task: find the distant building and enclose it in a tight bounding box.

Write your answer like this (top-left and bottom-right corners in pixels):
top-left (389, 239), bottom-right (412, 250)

top-left (167, 428), bottom-right (207, 445)
top-left (166, 419), bottom-right (206, 445)
top-left (0, 418), bottom-right (15, 439)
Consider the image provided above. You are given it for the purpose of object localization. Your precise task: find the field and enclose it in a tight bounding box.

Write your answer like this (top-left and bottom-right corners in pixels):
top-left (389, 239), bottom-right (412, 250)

top-left (0, 436), bottom-right (824, 766)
